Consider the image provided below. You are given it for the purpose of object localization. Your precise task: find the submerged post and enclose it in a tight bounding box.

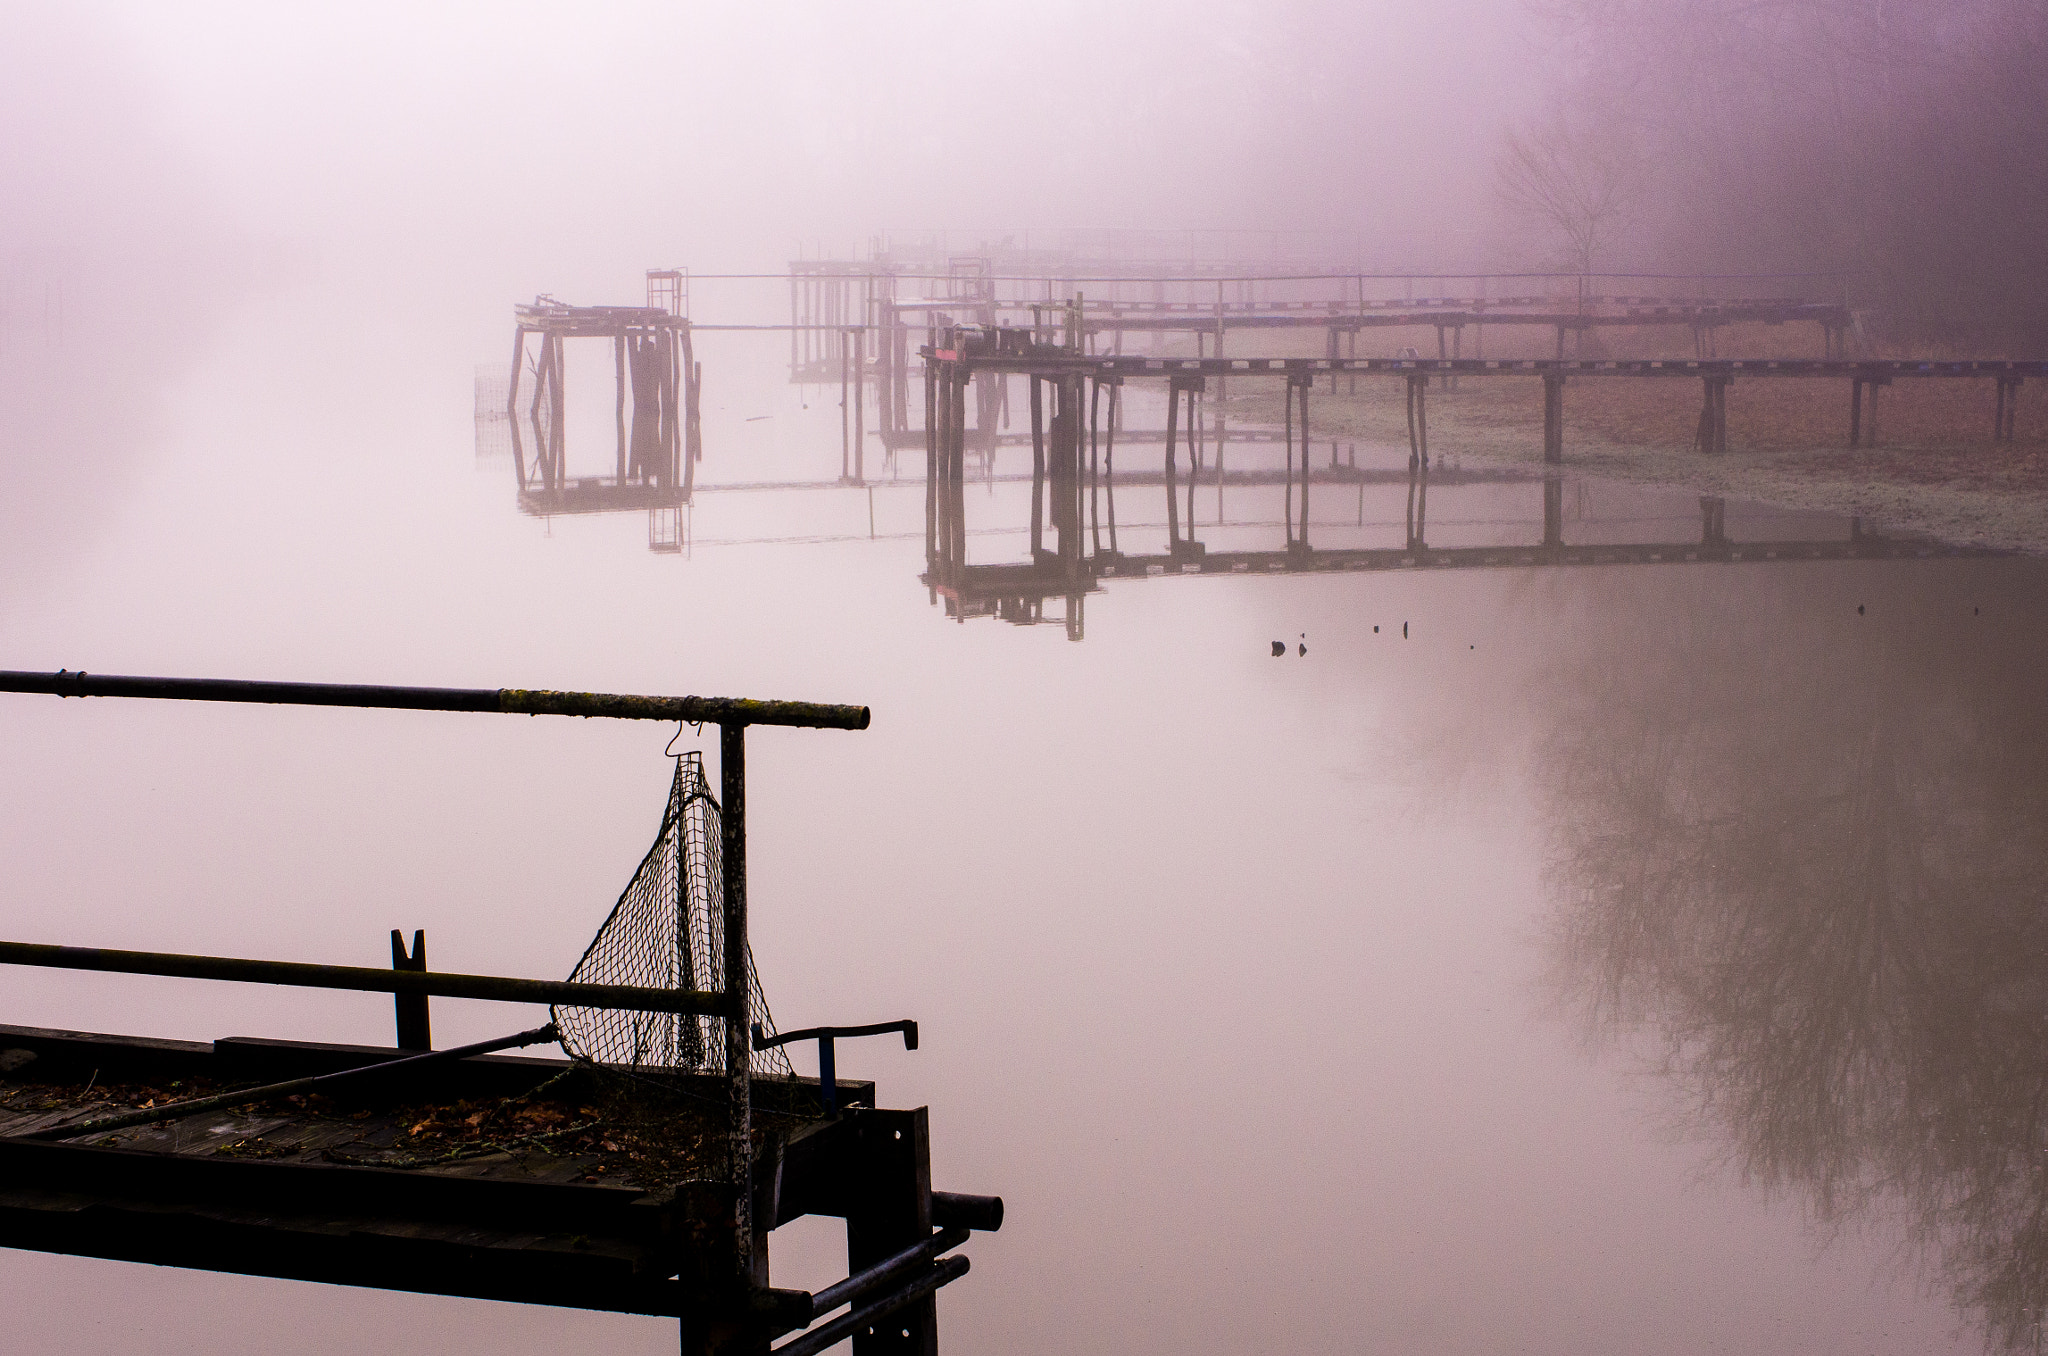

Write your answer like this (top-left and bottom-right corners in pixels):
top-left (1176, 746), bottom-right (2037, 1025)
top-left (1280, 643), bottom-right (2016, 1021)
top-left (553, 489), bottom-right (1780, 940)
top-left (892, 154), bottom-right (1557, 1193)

top-left (1542, 374), bottom-right (1566, 464)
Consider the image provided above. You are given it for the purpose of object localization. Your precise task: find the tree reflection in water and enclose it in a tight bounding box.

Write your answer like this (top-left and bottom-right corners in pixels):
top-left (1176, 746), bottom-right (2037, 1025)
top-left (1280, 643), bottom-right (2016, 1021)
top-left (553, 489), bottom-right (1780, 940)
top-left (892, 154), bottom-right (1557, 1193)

top-left (1538, 566), bottom-right (2048, 1352)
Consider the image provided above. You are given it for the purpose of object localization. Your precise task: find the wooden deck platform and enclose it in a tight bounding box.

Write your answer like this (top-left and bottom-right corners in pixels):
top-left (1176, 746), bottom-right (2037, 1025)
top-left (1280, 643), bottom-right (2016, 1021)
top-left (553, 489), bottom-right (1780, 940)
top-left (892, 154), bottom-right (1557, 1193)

top-left (0, 1022), bottom-right (990, 1352)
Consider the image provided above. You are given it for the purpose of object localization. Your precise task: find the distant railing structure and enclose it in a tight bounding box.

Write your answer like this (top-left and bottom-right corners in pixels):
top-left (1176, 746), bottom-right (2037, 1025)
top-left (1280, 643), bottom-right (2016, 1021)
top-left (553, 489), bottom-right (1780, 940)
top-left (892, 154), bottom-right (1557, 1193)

top-left (508, 299), bottom-right (702, 552)
top-left (633, 264), bottom-right (1862, 482)
top-left (915, 325), bottom-right (2023, 637)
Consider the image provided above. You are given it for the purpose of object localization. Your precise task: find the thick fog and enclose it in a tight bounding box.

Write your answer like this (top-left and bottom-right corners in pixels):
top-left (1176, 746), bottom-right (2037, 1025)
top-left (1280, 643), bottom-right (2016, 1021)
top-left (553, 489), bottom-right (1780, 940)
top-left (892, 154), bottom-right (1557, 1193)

top-left (0, 1), bottom-right (1565, 578)
top-left (5, 5), bottom-right (2047, 1356)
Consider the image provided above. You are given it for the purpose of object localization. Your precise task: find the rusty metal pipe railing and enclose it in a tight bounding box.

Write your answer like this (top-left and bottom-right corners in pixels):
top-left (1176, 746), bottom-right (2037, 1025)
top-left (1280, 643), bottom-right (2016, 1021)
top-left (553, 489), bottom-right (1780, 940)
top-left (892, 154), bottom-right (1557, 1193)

top-left (0, 670), bottom-right (870, 731)
top-left (0, 941), bottom-right (733, 1017)
top-left (772, 1254), bottom-right (970, 1356)
top-left (809, 1226), bottom-right (968, 1318)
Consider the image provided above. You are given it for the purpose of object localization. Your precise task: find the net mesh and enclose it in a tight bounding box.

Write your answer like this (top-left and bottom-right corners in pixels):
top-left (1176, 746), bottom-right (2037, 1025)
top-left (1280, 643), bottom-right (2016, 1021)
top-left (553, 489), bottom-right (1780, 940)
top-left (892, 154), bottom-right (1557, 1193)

top-left (551, 752), bottom-right (792, 1077)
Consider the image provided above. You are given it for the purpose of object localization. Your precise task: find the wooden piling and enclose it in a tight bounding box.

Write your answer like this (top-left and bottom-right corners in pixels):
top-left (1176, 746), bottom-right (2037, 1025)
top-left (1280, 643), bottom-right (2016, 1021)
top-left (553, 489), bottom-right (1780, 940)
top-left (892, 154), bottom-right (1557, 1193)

top-left (1164, 377), bottom-right (1182, 550)
top-left (1086, 379), bottom-right (1100, 558)
top-left (1105, 380), bottom-right (1120, 555)
top-left (924, 353), bottom-right (937, 566)
top-left (614, 334), bottom-right (627, 482)
top-left (1029, 377), bottom-right (1046, 560)
top-left (1283, 375), bottom-right (1296, 547)
top-left (1695, 375), bottom-right (1730, 454)
top-left (1542, 374), bottom-right (1565, 464)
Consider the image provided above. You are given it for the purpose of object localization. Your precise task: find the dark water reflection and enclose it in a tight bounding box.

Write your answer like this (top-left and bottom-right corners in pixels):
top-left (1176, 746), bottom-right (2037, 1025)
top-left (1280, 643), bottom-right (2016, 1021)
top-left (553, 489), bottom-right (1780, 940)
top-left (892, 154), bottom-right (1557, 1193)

top-left (1535, 567), bottom-right (2048, 1352)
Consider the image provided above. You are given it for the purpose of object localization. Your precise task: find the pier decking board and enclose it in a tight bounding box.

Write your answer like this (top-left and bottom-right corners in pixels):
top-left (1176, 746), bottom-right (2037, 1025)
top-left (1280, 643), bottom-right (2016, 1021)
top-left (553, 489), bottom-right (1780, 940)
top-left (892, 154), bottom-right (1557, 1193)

top-left (0, 1023), bottom-right (900, 1323)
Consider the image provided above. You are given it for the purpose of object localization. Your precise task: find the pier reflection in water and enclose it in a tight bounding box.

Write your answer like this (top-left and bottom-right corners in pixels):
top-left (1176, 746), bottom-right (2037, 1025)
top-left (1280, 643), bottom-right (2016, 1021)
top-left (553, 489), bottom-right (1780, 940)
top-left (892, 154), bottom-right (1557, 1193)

top-left (1533, 571), bottom-right (2048, 1353)
top-left (921, 443), bottom-right (1990, 639)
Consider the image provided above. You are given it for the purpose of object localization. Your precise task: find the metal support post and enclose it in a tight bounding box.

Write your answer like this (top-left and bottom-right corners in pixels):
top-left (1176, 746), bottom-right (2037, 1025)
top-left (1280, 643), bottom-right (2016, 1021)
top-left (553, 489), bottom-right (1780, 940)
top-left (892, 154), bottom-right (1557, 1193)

top-left (720, 722), bottom-right (753, 1289)
top-left (390, 929), bottom-right (430, 1051)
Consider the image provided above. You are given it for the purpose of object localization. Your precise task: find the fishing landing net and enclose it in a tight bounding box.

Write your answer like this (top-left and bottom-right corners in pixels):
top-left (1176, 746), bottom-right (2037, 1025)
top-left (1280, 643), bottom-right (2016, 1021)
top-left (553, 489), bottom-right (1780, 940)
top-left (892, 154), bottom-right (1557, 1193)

top-left (551, 751), bottom-right (792, 1079)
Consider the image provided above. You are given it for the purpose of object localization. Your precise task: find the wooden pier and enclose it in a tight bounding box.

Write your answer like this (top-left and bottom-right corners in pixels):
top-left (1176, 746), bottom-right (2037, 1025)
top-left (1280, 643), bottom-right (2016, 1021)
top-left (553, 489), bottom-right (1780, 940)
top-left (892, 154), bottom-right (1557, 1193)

top-left (643, 262), bottom-right (1859, 481)
top-left (509, 300), bottom-right (704, 550)
top-left (916, 328), bottom-right (2014, 636)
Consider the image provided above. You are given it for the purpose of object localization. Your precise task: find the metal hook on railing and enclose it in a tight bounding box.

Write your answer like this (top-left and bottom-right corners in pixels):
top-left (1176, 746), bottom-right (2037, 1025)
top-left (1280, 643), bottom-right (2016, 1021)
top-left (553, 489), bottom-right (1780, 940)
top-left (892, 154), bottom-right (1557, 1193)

top-left (752, 1019), bottom-right (917, 1117)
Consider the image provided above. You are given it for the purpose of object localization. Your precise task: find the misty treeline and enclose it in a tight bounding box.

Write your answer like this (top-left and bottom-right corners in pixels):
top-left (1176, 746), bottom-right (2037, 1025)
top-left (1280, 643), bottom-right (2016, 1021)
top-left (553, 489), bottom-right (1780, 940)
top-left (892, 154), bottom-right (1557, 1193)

top-left (1502, 0), bottom-right (2048, 352)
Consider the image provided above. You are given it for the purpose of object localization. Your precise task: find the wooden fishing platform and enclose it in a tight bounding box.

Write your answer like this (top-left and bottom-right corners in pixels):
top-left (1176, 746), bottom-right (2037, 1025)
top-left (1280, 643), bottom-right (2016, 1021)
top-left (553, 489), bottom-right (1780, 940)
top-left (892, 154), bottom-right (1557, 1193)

top-left (0, 672), bottom-right (999, 1356)
top-left (0, 1023), bottom-right (887, 1320)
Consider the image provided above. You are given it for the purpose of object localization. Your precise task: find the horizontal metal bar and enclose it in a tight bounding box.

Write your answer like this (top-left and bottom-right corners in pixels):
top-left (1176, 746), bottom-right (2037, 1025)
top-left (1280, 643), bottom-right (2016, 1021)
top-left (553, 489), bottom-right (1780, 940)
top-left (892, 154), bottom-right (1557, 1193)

top-left (921, 353), bottom-right (2048, 379)
top-left (930, 1191), bottom-right (1004, 1233)
top-left (0, 670), bottom-right (869, 731)
top-left (17, 1024), bottom-right (560, 1143)
top-left (0, 942), bottom-right (733, 1017)
top-left (755, 1020), bottom-right (917, 1051)
top-left (772, 1254), bottom-right (970, 1356)
top-left (810, 1226), bottom-right (968, 1317)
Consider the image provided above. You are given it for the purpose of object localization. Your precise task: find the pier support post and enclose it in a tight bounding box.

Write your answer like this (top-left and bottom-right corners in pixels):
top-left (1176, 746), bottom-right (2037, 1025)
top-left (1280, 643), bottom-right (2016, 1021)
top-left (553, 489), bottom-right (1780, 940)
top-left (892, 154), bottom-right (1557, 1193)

top-left (1542, 374), bottom-right (1565, 464)
top-left (615, 334), bottom-right (628, 482)
top-left (1087, 378), bottom-right (1101, 560)
top-left (949, 366), bottom-right (968, 576)
top-left (923, 356), bottom-right (938, 567)
top-left (1406, 457), bottom-right (1429, 551)
top-left (854, 327), bottom-right (865, 484)
top-left (1695, 374), bottom-right (1731, 454)
top-left (1029, 376), bottom-right (1046, 561)
top-left (506, 326), bottom-right (530, 485)
top-left (1165, 376), bottom-right (1205, 558)
top-left (1288, 370), bottom-right (1313, 554)
top-left (1104, 378), bottom-right (1121, 557)
top-left (1164, 376), bottom-right (1180, 551)
top-left (1995, 375), bottom-right (2023, 442)
top-left (1405, 374), bottom-right (1430, 467)
top-left (1700, 495), bottom-right (1727, 548)
top-left (1850, 374), bottom-right (1888, 448)
top-left (1541, 477), bottom-right (1562, 549)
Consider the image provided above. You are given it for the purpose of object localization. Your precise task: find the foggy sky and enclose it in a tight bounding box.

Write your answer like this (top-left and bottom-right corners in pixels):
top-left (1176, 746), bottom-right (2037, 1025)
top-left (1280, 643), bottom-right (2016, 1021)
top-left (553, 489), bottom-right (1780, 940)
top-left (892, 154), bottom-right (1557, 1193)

top-left (0, 1), bottom-right (1557, 577)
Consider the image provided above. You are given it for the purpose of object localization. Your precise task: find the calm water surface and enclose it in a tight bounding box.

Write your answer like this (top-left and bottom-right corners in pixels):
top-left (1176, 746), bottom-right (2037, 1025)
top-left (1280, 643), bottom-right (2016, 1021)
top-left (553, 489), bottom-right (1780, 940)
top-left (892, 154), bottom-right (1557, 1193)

top-left (3, 303), bottom-right (2045, 1355)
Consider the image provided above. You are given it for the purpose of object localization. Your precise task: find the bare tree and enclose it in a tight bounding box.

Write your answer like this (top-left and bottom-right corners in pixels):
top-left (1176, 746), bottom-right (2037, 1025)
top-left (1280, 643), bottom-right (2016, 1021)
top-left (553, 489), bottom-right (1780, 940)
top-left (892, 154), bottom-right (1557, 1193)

top-left (1495, 117), bottom-right (1642, 275)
